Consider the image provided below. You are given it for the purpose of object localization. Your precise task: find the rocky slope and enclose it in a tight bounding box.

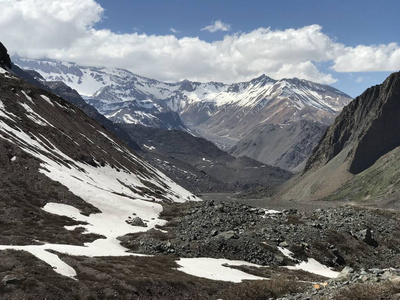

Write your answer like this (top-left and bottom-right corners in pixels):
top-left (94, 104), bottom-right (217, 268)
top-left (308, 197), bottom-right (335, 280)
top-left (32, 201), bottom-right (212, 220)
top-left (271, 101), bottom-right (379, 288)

top-left (229, 120), bottom-right (327, 172)
top-left (119, 124), bottom-right (293, 192)
top-left (280, 71), bottom-right (400, 202)
top-left (123, 200), bottom-right (400, 271)
top-left (14, 58), bottom-right (351, 151)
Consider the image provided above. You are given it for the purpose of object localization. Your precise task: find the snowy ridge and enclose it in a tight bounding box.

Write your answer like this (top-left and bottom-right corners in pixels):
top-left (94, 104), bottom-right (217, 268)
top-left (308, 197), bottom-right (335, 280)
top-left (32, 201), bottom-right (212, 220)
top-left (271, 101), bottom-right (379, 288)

top-left (14, 58), bottom-right (352, 135)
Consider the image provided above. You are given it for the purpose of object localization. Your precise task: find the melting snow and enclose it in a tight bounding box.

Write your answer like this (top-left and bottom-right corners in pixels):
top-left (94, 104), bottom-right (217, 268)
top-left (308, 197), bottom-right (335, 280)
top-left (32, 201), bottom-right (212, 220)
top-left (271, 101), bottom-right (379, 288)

top-left (177, 258), bottom-right (265, 283)
top-left (40, 95), bottom-right (54, 106)
top-left (278, 247), bottom-right (339, 278)
top-left (143, 144), bottom-right (155, 151)
top-left (19, 102), bottom-right (54, 127)
top-left (21, 90), bottom-right (34, 104)
top-left (0, 117), bottom-right (197, 278)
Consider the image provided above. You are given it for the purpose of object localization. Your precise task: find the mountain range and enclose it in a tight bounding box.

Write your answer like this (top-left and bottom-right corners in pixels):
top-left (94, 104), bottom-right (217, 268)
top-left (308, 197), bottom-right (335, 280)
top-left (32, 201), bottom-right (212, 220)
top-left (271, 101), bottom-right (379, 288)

top-left (14, 57), bottom-right (352, 170)
top-left (9, 64), bottom-right (293, 194)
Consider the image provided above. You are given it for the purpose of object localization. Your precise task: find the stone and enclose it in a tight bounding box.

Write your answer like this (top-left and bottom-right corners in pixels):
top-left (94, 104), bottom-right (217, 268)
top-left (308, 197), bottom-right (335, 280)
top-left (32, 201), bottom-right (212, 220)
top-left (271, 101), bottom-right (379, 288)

top-left (336, 266), bottom-right (354, 281)
top-left (2, 274), bottom-right (26, 285)
top-left (129, 217), bottom-right (148, 227)
top-left (217, 231), bottom-right (238, 240)
top-left (392, 293), bottom-right (400, 300)
top-left (389, 275), bottom-right (400, 284)
top-left (279, 241), bottom-right (289, 247)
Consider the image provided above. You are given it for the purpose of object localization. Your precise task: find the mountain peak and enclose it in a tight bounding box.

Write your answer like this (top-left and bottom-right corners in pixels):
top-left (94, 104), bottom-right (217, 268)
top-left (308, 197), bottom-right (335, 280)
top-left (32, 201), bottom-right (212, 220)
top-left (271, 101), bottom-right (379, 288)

top-left (251, 74), bottom-right (275, 84)
top-left (179, 79), bottom-right (195, 92)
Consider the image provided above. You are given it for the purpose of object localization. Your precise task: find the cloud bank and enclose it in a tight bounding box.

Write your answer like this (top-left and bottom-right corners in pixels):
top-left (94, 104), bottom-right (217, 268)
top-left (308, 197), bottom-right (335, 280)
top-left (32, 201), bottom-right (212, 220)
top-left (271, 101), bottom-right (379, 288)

top-left (0, 0), bottom-right (399, 85)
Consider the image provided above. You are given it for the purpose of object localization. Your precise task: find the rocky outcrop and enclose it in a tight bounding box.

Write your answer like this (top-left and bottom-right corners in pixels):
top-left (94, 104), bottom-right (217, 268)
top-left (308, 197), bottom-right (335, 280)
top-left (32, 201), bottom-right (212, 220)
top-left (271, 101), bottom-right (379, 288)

top-left (305, 72), bottom-right (400, 175)
top-left (0, 42), bottom-right (11, 69)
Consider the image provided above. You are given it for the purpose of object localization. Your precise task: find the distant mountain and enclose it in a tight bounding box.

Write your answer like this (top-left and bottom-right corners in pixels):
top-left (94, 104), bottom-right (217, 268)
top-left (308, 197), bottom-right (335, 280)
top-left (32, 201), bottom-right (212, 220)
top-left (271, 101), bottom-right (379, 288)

top-left (8, 62), bottom-right (292, 192)
top-left (280, 71), bottom-right (400, 203)
top-left (14, 57), bottom-right (352, 150)
top-left (229, 120), bottom-right (327, 172)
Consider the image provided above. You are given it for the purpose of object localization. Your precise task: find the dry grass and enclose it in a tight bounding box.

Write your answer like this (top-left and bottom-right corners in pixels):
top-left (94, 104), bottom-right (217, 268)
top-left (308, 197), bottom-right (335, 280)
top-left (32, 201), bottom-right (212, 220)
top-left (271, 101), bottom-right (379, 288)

top-left (331, 282), bottom-right (400, 300)
top-left (218, 276), bottom-right (306, 300)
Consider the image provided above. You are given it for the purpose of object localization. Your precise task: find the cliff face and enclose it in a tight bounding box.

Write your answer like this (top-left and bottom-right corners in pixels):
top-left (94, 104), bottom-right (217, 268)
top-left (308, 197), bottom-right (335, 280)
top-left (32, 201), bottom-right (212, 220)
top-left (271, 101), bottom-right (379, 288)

top-left (279, 72), bottom-right (400, 202)
top-left (304, 72), bottom-right (400, 175)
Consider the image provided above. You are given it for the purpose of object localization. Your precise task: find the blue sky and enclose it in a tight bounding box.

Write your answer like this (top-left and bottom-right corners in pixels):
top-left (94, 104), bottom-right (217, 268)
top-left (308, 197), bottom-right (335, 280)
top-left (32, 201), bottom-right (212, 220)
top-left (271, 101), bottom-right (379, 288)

top-left (1, 0), bottom-right (399, 97)
top-left (93, 0), bottom-right (399, 96)
top-left (96, 0), bottom-right (397, 46)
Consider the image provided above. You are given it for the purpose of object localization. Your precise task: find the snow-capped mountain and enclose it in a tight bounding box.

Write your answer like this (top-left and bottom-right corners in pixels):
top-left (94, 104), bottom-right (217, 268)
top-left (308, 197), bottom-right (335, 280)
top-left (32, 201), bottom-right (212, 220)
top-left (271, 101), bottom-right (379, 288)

top-left (14, 57), bottom-right (352, 148)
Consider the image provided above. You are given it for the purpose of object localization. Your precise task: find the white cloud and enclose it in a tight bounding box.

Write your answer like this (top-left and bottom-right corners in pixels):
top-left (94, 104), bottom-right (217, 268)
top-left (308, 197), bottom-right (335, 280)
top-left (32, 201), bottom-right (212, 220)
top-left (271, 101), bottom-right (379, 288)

top-left (355, 76), bottom-right (365, 83)
top-left (170, 28), bottom-right (180, 34)
top-left (0, 0), bottom-right (103, 57)
top-left (201, 20), bottom-right (231, 33)
top-left (333, 43), bottom-right (400, 72)
top-left (0, 0), bottom-right (399, 86)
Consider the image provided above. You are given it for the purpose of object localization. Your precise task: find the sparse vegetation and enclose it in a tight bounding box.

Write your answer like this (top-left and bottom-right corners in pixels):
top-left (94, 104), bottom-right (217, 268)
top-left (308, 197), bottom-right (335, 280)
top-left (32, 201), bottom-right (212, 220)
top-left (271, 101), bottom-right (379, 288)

top-left (218, 276), bottom-right (305, 300)
top-left (331, 282), bottom-right (400, 300)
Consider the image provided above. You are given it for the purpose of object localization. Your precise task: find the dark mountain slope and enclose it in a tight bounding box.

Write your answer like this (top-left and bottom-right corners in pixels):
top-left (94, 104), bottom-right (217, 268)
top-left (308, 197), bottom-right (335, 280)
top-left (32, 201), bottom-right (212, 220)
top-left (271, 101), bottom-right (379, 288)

top-left (305, 72), bottom-right (400, 174)
top-left (0, 42), bottom-right (11, 69)
top-left (280, 71), bottom-right (400, 202)
top-left (9, 66), bottom-right (142, 152)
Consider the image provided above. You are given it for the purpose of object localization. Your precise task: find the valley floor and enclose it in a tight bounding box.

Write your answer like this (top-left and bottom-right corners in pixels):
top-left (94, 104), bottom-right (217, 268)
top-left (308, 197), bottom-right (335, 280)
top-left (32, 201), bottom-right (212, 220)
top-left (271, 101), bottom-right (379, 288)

top-left (201, 193), bottom-right (345, 213)
top-left (203, 192), bottom-right (400, 213)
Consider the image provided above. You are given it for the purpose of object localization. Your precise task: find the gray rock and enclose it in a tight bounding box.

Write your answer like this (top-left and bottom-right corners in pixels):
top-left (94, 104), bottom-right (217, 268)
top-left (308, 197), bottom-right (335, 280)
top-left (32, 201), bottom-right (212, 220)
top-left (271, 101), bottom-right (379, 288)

top-left (217, 231), bottom-right (239, 240)
top-left (2, 274), bottom-right (26, 285)
top-left (127, 217), bottom-right (148, 227)
top-left (279, 241), bottom-right (289, 247)
top-left (336, 266), bottom-right (354, 281)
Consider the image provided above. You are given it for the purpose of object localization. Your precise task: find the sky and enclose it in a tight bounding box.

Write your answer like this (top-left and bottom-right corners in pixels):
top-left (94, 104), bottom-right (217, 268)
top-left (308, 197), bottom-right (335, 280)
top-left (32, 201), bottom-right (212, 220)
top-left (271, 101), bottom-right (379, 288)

top-left (0, 0), bottom-right (399, 97)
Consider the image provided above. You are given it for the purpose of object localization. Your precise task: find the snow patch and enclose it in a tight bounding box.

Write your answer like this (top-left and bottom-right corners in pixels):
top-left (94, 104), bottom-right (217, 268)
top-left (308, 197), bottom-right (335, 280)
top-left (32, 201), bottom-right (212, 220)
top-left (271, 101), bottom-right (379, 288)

top-left (21, 90), bottom-right (34, 104)
top-left (177, 257), bottom-right (266, 282)
top-left (40, 95), bottom-right (54, 106)
top-left (143, 144), bottom-right (155, 151)
top-left (278, 247), bottom-right (339, 278)
top-left (19, 102), bottom-right (54, 127)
